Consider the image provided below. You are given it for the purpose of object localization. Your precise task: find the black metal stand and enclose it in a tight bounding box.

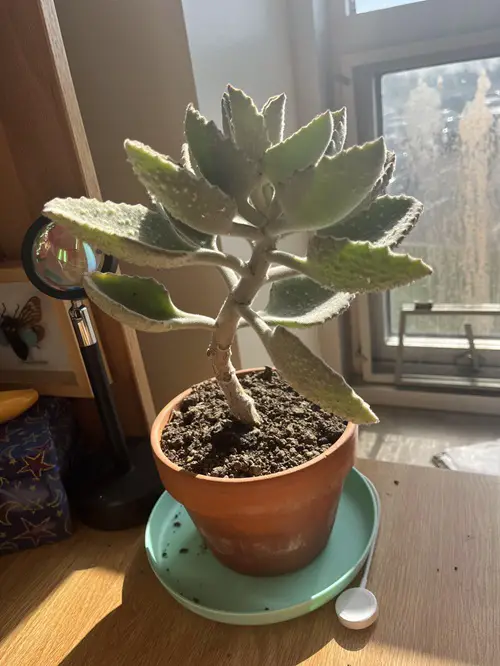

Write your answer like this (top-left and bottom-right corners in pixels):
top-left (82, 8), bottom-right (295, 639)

top-left (69, 438), bottom-right (162, 531)
top-left (68, 301), bottom-right (162, 530)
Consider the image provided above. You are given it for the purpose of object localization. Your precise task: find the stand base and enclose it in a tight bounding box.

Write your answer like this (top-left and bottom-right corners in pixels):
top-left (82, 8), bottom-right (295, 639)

top-left (71, 439), bottom-right (163, 531)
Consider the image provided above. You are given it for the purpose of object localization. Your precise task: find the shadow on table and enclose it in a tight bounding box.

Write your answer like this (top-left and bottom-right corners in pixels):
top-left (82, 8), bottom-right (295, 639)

top-left (59, 543), bottom-right (364, 666)
top-left (1, 524), bottom-right (142, 644)
top-left (58, 464), bottom-right (500, 666)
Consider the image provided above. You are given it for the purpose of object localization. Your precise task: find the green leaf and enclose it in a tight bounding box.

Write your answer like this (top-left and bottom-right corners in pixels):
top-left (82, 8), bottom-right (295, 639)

top-left (264, 326), bottom-right (378, 424)
top-left (170, 219), bottom-right (215, 249)
top-left (184, 104), bottom-right (257, 199)
top-left (125, 140), bottom-right (236, 234)
top-left (84, 273), bottom-right (215, 332)
top-left (227, 85), bottom-right (270, 160)
top-left (271, 138), bottom-right (386, 233)
top-left (157, 205), bottom-right (215, 250)
top-left (373, 150), bottom-right (396, 197)
top-left (262, 111), bottom-right (333, 184)
top-left (262, 93), bottom-right (286, 144)
top-left (180, 142), bottom-right (201, 177)
top-left (259, 276), bottom-right (354, 327)
top-left (343, 150), bottom-right (396, 222)
top-left (43, 197), bottom-right (202, 268)
top-left (221, 92), bottom-right (233, 138)
top-left (326, 108), bottom-right (347, 155)
top-left (296, 237), bottom-right (432, 292)
top-left (317, 195), bottom-right (423, 248)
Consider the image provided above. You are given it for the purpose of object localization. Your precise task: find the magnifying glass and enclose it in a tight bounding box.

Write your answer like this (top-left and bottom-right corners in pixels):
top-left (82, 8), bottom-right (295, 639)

top-left (21, 216), bottom-right (161, 530)
top-left (22, 216), bottom-right (117, 301)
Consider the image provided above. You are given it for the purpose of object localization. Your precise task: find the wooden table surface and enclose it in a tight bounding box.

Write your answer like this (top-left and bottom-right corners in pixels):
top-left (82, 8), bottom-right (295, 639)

top-left (1, 459), bottom-right (499, 666)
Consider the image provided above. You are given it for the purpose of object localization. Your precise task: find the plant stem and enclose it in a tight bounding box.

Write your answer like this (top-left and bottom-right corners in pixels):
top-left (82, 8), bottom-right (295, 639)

top-left (267, 250), bottom-right (304, 272)
top-left (197, 249), bottom-right (250, 275)
top-left (266, 265), bottom-right (300, 282)
top-left (237, 304), bottom-right (272, 341)
top-left (207, 237), bottom-right (275, 426)
top-left (230, 221), bottom-right (262, 241)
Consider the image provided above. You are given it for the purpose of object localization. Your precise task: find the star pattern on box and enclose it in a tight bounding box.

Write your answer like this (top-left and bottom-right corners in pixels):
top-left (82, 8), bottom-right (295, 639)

top-left (0, 499), bottom-right (22, 526)
top-left (1, 397), bottom-right (75, 552)
top-left (18, 450), bottom-right (55, 479)
top-left (13, 516), bottom-right (57, 547)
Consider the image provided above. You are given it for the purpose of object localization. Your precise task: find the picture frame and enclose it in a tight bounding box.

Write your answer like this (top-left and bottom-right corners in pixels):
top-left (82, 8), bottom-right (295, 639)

top-left (0, 262), bottom-right (92, 397)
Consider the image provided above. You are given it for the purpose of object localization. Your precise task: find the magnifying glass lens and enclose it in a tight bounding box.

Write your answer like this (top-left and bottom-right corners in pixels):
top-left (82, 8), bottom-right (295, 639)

top-left (32, 222), bottom-right (105, 293)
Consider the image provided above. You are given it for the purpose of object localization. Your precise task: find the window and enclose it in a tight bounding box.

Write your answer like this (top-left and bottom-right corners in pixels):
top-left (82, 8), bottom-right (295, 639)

top-left (347, 0), bottom-right (426, 15)
top-left (339, 29), bottom-right (500, 392)
top-left (382, 58), bottom-right (500, 339)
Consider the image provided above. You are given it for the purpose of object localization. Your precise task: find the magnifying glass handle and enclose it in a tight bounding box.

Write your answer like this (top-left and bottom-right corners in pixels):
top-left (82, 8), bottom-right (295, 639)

top-left (69, 301), bottom-right (131, 474)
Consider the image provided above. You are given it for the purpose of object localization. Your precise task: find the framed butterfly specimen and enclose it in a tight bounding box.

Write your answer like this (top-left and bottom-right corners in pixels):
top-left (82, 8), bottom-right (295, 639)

top-left (0, 297), bottom-right (45, 361)
top-left (0, 263), bottom-right (93, 397)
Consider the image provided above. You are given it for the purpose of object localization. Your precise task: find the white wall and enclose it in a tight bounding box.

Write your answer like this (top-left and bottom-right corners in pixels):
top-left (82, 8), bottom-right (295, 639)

top-left (58, 0), bottom-right (336, 404)
top-left (56, 0), bottom-right (236, 411)
top-left (182, 0), bottom-right (322, 368)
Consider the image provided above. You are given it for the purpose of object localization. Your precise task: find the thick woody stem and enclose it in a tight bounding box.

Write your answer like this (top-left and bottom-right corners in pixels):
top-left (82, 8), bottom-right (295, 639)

top-left (207, 236), bottom-right (274, 426)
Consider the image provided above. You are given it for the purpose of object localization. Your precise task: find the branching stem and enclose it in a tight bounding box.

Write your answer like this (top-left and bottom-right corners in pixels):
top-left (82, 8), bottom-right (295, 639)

top-left (266, 265), bottom-right (300, 282)
top-left (266, 250), bottom-right (304, 272)
top-left (207, 236), bottom-right (275, 425)
top-left (197, 249), bottom-right (250, 275)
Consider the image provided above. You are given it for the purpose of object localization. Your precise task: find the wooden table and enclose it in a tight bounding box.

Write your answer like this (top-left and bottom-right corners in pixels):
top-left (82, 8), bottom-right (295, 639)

top-left (1, 460), bottom-right (499, 665)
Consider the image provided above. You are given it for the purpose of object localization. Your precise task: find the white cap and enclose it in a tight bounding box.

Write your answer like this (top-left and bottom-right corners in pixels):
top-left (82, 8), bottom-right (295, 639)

top-left (335, 588), bottom-right (378, 630)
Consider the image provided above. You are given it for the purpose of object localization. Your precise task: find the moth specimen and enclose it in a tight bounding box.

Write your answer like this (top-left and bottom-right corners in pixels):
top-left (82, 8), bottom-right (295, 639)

top-left (0, 297), bottom-right (45, 361)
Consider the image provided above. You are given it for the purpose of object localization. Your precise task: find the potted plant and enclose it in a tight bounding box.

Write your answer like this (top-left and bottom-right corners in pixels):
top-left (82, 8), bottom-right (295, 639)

top-left (43, 87), bottom-right (430, 576)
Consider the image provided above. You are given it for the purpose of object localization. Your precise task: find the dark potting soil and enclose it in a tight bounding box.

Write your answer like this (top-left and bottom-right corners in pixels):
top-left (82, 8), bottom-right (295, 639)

top-left (160, 367), bottom-right (346, 478)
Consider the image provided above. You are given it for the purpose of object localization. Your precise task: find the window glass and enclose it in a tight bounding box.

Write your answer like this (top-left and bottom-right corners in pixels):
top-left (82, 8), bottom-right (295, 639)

top-left (381, 58), bottom-right (500, 336)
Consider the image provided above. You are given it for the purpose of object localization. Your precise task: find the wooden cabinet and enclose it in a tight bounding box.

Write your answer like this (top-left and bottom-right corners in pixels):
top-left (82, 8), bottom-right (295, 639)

top-left (0, 0), bottom-right (155, 437)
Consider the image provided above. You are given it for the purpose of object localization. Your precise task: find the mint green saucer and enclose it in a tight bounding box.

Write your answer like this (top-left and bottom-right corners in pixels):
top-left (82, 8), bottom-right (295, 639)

top-left (145, 468), bottom-right (378, 626)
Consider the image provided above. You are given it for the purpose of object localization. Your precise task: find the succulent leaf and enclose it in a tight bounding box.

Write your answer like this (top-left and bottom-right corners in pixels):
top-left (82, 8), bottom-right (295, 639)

top-left (271, 138), bottom-right (386, 233)
top-left (264, 326), bottom-right (378, 424)
top-left (326, 107), bottom-right (347, 155)
top-left (227, 85), bottom-right (270, 160)
top-left (317, 194), bottom-right (423, 247)
top-left (184, 105), bottom-right (257, 199)
top-left (155, 201), bottom-right (215, 249)
top-left (297, 237), bottom-right (432, 292)
top-left (221, 92), bottom-right (234, 138)
top-left (262, 93), bottom-right (286, 144)
top-left (259, 276), bottom-right (354, 327)
top-left (373, 150), bottom-right (396, 197)
top-left (168, 215), bottom-right (216, 250)
top-left (125, 140), bottom-right (236, 234)
top-left (262, 111), bottom-right (333, 184)
top-left (180, 142), bottom-right (201, 176)
top-left (84, 273), bottom-right (215, 332)
top-left (43, 198), bottom-right (202, 268)
top-left (343, 150), bottom-right (396, 221)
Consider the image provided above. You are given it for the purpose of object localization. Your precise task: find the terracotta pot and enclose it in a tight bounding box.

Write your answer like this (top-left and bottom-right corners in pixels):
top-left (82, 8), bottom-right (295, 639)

top-left (151, 369), bottom-right (357, 576)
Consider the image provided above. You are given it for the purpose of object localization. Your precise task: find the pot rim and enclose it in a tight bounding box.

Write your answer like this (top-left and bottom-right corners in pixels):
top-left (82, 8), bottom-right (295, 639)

top-left (151, 367), bottom-right (357, 485)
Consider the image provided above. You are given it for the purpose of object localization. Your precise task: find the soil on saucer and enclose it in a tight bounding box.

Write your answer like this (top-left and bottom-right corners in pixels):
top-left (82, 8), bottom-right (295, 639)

top-left (160, 367), bottom-right (346, 479)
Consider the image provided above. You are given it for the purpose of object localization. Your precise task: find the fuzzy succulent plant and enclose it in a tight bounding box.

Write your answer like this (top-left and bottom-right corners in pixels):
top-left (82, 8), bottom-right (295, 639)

top-left (43, 86), bottom-right (431, 427)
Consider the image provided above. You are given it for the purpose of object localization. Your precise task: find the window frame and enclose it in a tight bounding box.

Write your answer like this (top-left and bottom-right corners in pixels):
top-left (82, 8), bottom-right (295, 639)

top-left (332, 22), bottom-right (500, 409)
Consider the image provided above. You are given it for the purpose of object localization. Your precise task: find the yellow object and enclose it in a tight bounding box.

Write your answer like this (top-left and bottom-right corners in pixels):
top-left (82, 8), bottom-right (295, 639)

top-left (0, 389), bottom-right (39, 425)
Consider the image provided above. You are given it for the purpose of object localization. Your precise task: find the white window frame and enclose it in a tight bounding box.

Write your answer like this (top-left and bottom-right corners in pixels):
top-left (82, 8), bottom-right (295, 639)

top-left (326, 0), bottom-right (500, 414)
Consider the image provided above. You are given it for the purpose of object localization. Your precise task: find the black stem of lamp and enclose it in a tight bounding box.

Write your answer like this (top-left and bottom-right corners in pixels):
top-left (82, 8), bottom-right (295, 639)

top-left (68, 299), bottom-right (130, 474)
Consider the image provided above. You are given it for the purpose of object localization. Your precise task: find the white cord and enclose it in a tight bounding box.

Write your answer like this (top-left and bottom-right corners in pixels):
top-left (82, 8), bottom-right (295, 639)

top-left (359, 473), bottom-right (381, 589)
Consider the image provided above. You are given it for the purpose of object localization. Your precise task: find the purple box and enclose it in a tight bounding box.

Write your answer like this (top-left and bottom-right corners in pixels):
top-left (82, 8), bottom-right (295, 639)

top-left (0, 397), bottom-right (76, 554)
